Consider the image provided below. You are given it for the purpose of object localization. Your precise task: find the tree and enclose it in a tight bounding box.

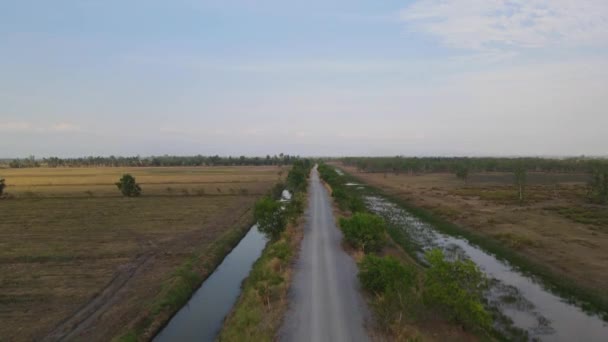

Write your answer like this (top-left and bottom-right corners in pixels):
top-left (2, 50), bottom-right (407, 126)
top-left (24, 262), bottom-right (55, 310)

top-left (423, 249), bottom-right (491, 332)
top-left (455, 165), bottom-right (469, 185)
top-left (339, 213), bottom-right (386, 253)
top-left (514, 164), bottom-right (527, 205)
top-left (588, 165), bottom-right (608, 204)
top-left (115, 174), bottom-right (141, 197)
top-left (358, 255), bottom-right (416, 295)
top-left (0, 178), bottom-right (6, 196)
top-left (254, 196), bottom-right (287, 240)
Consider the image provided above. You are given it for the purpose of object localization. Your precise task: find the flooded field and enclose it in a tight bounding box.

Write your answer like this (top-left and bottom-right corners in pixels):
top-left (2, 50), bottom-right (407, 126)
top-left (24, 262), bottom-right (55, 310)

top-left (365, 194), bottom-right (608, 341)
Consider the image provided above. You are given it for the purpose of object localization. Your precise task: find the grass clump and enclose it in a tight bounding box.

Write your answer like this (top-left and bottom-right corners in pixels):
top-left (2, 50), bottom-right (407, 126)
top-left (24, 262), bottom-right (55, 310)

top-left (339, 213), bottom-right (386, 253)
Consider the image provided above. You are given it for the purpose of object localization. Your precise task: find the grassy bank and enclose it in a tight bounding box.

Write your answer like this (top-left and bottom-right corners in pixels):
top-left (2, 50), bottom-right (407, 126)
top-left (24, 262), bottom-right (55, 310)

top-left (116, 218), bottom-right (255, 341)
top-left (218, 218), bottom-right (303, 341)
top-left (342, 169), bottom-right (608, 321)
top-left (218, 160), bottom-right (312, 341)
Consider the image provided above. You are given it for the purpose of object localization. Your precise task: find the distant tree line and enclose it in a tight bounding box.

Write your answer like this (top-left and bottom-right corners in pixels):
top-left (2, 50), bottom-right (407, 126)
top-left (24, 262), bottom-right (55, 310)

top-left (342, 156), bottom-right (608, 174)
top-left (4, 154), bottom-right (300, 168)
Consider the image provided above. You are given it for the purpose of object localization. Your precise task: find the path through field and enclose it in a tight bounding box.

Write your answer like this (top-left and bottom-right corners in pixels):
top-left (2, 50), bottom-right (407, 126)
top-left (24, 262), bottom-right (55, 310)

top-left (279, 167), bottom-right (369, 342)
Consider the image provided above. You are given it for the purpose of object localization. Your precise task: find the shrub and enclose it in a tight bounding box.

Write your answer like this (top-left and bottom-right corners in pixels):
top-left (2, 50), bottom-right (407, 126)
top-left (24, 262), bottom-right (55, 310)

top-left (0, 178), bottom-right (5, 196)
top-left (115, 174), bottom-right (141, 197)
top-left (588, 166), bottom-right (608, 204)
top-left (268, 241), bottom-right (292, 261)
top-left (254, 197), bottom-right (287, 241)
top-left (423, 249), bottom-right (492, 332)
top-left (347, 195), bottom-right (366, 213)
top-left (339, 213), bottom-right (386, 253)
top-left (285, 192), bottom-right (305, 223)
top-left (359, 255), bottom-right (417, 294)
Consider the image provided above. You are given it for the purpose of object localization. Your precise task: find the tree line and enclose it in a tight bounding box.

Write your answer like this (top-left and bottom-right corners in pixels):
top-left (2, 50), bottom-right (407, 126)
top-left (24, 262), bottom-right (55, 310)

top-left (4, 154), bottom-right (300, 168)
top-left (342, 156), bottom-right (608, 174)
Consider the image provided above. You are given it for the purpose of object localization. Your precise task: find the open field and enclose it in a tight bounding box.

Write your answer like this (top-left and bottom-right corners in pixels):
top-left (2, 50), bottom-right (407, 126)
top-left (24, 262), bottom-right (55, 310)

top-left (0, 166), bottom-right (285, 341)
top-left (0, 166), bottom-right (282, 198)
top-left (337, 163), bottom-right (608, 309)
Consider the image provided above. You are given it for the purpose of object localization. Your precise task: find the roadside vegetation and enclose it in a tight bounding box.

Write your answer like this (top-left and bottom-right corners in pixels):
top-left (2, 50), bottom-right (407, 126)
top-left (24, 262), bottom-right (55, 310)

top-left (318, 163), bottom-right (494, 340)
top-left (219, 160), bottom-right (312, 341)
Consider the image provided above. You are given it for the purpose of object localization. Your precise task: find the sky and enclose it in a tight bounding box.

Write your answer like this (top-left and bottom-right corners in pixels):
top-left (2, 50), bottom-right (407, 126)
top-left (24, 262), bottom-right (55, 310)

top-left (1, 0), bottom-right (608, 158)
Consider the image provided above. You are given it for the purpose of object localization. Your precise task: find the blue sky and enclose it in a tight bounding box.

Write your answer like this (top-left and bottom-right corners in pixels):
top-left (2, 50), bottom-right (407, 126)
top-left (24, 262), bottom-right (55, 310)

top-left (1, 0), bottom-right (607, 157)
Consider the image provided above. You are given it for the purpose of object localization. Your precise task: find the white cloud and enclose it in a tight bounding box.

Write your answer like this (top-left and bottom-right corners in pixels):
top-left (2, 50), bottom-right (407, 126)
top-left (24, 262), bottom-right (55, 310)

top-left (0, 122), bottom-right (32, 132)
top-left (49, 122), bottom-right (81, 132)
top-left (401, 0), bottom-right (608, 51)
top-left (0, 121), bottom-right (81, 132)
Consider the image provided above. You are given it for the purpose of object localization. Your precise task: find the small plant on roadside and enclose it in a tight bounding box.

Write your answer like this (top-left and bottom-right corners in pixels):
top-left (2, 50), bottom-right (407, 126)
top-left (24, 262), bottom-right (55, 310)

top-left (115, 174), bottom-right (141, 197)
top-left (339, 212), bottom-right (386, 253)
top-left (423, 249), bottom-right (492, 333)
top-left (0, 177), bottom-right (6, 196)
top-left (254, 196), bottom-right (287, 241)
top-left (359, 255), bottom-right (417, 294)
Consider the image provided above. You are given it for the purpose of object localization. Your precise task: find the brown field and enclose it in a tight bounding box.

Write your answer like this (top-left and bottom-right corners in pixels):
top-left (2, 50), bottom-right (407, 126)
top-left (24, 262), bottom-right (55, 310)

top-left (337, 163), bottom-right (608, 303)
top-left (0, 166), bottom-right (285, 341)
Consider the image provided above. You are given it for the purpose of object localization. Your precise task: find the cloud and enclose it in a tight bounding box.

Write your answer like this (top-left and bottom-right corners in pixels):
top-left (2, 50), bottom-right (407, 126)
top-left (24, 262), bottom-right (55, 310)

top-left (0, 121), bottom-right (81, 132)
top-left (0, 122), bottom-right (32, 132)
top-left (49, 122), bottom-right (81, 132)
top-left (401, 0), bottom-right (608, 51)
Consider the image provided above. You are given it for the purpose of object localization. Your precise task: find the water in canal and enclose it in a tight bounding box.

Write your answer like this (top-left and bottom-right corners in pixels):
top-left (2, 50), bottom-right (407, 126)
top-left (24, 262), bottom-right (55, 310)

top-left (364, 194), bottom-right (608, 341)
top-left (153, 225), bottom-right (267, 342)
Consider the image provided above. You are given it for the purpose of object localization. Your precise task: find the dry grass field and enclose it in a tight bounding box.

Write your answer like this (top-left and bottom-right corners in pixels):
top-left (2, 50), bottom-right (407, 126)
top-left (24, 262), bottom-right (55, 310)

top-left (0, 166), bottom-right (285, 341)
top-left (337, 163), bottom-right (608, 306)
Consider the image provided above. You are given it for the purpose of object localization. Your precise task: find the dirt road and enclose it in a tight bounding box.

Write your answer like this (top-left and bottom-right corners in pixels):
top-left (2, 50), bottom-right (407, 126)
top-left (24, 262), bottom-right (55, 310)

top-left (279, 167), bottom-right (369, 342)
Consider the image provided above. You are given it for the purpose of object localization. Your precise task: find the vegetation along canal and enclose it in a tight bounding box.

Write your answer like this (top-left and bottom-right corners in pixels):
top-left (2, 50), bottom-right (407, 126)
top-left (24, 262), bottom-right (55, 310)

top-left (153, 224), bottom-right (267, 341)
top-left (349, 182), bottom-right (608, 341)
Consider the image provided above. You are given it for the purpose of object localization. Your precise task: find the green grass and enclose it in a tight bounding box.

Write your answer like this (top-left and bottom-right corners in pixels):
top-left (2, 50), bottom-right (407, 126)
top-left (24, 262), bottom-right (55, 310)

top-left (545, 206), bottom-right (608, 231)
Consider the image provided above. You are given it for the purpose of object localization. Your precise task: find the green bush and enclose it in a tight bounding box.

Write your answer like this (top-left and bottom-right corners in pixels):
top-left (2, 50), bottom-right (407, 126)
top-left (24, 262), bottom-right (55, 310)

top-left (423, 249), bottom-right (491, 332)
top-left (285, 192), bottom-right (305, 223)
top-left (359, 255), bottom-right (417, 294)
top-left (254, 197), bottom-right (287, 241)
top-left (0, 177), bottom-right (6, 196)
top-left (347, 195), bottom-right (366, 213)
top-left (268, 241), bottom-right (292, 261)
top-left (339, 213), bottom-right (386, 253)
top-left (115, 174), bottom-right (141, 197)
